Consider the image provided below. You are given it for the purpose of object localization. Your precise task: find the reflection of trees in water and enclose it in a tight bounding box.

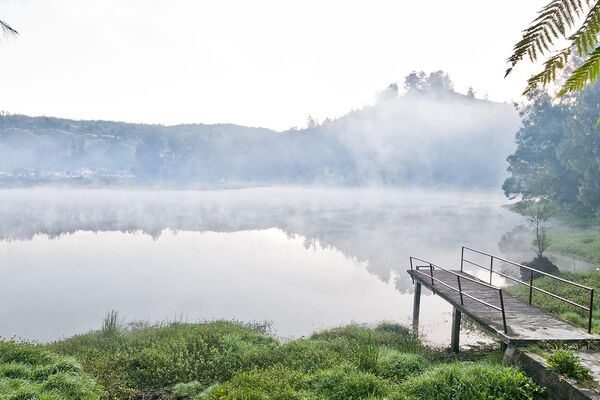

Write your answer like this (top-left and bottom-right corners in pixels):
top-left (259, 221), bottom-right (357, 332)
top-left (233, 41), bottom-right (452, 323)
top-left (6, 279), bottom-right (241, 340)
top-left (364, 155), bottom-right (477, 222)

top-left (498, 225), bottom-right (535, 261)
top-left (0, 189), bottom-right (521, 291)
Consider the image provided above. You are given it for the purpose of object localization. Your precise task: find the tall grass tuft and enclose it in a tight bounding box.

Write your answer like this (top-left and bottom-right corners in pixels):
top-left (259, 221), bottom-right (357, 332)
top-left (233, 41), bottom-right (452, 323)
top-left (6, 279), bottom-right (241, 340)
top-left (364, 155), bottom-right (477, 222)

top-left (101, 310), bottom-right (123, 343)
top-left (354, 330), bottom-right (379, 372)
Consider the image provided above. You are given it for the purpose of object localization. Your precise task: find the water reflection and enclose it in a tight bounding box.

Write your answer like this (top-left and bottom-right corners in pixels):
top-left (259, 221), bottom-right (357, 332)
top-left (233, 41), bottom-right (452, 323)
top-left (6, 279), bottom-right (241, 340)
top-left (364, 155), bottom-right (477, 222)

top-left (0, 187), bottom-right (522, 344)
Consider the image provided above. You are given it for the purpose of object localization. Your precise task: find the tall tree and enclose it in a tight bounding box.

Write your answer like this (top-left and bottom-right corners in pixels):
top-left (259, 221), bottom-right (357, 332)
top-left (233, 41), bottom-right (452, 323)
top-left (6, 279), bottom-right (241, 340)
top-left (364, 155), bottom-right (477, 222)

top-left (557, 81), bottom-right (600, 211)
top-left (503, 79), bottom-right (600, 215)
top-left (520, 168), bottom-right (555, 258)
top-left (404, 71), bottom-right (426, 91)
top-left (503, 89), bottom-right (577, 205)
top-left (376, 83), bottom-right (399, 103)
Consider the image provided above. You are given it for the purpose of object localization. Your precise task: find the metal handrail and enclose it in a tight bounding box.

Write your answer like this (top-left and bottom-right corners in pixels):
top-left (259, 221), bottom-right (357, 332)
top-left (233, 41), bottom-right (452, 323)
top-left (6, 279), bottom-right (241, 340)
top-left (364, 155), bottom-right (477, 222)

top-left (410, 256), bottom-right (508, 333)
top-left (411, 257), bottom-right (498, 289)
top-left (464, 259), bottom-right (589, 311)
top-left (413, 265), bottom-right (502, 311)
top-left (461, 246), bottom-right (594, 333)
top-left (463, 247), bottom-right (593, 289)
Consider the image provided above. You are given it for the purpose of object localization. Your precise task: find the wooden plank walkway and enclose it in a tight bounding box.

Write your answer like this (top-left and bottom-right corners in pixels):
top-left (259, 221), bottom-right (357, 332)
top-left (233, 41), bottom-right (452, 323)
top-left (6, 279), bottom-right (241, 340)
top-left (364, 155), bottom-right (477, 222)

top-left (408, 268), bottom-right (600, 346)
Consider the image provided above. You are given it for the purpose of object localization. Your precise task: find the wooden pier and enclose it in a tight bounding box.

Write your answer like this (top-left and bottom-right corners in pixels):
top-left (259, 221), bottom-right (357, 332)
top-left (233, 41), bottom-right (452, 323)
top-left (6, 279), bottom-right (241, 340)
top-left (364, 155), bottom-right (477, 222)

top-left (408, 247), bottom-right (600, 352)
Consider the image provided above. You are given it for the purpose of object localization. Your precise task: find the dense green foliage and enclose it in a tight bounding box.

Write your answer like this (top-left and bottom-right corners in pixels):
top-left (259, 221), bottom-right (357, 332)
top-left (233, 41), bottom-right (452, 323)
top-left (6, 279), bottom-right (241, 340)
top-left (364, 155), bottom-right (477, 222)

top-left (546, 350), bottom-right (593, 383)
top-left (503, 81), bottom-right (600, 216)
top-left (508, 270), bottom-right (600, 332)
top-left (38, 320), bottom-right (544, 400)
top-left (0, 341), bottom-right (103, 399)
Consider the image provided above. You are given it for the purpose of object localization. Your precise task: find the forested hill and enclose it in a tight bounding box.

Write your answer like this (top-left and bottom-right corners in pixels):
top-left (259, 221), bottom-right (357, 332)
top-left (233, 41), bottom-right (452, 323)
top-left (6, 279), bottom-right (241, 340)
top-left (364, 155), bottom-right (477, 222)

top-left (0, 74), bottom-right (520, 187)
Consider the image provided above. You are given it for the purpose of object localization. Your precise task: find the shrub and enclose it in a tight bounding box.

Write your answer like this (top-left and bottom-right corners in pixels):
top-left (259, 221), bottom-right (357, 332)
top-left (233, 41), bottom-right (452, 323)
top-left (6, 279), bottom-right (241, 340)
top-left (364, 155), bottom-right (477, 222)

top-left (0, 341), bottom-right (103, 400)
top-left (173, 380), bottom-right (206, 398)
top-left (400, 362), bottom-right (544, 400)
top-left (304, 366), bottom-right (389, 400)
top-left (266, 339), bottom-right (343, 372)
top-left (547, 350), bottom-right (593, 383)
top-left (376, 349), bottom-right (428, 382)
top-left (311, 323), bottom-right (420, 353)
top-left (199, 366), bottom-right (307, 400)
top-left (310, 322), bottom-right (422, 372)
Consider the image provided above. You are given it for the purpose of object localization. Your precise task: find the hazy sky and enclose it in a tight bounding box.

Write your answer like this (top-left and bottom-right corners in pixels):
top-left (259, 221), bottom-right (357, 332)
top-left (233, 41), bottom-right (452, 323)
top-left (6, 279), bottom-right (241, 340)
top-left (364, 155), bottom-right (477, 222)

top-left (0, 1), bottom-right (544, 131)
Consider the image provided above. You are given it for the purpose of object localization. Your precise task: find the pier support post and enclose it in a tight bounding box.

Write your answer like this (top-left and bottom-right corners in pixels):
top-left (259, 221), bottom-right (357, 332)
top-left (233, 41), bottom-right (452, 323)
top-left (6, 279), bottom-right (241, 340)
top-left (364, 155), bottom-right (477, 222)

top-left (451, 307), bottom-right (461, 353)
top-left (412, 282), bottom-right (422, 334)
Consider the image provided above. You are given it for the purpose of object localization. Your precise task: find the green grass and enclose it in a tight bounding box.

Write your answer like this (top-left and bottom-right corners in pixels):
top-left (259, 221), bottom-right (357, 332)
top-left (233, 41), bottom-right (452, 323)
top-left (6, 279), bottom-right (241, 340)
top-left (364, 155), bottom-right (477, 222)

top-left (50, 319), bottom-right (279, 398)
top-left (548, 232), bottom-right (600, 265)
top-left (0, 340), bottom-right (103, 400)
top-left (36, 317), bottom-right (543, 400)
top-left (507, 270), bottom-right (600, 333)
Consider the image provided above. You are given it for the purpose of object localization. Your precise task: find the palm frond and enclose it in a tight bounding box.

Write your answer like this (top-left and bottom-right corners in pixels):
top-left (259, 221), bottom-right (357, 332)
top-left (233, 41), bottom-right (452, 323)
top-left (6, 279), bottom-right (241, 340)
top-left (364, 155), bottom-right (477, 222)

top-left (506, 0), bottom-right (592, 77)
top-left (0, 19), bottom-right (17, 36)
top-left (558, 45), bottom-right (600, 94)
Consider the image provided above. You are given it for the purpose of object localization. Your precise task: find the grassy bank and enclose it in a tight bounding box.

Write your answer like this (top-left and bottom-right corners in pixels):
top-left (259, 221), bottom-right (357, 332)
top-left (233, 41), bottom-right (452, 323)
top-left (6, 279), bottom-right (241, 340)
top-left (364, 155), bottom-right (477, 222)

top-left (548, 232), bottom-right (600, 265)
top-left (0, 319), bottom-right (544, 400)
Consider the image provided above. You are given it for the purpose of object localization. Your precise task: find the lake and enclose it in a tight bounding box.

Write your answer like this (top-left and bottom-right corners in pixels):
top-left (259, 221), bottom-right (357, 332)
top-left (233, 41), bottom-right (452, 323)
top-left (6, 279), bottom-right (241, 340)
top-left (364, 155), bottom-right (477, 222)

top-left (0, 187), bottom-right (524, 345)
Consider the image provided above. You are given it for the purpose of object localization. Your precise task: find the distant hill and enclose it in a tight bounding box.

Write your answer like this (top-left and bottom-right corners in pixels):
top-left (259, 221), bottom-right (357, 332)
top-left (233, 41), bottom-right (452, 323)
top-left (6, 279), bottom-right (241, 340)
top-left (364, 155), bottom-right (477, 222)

top-left (0, 86), bottom-right (520, 187)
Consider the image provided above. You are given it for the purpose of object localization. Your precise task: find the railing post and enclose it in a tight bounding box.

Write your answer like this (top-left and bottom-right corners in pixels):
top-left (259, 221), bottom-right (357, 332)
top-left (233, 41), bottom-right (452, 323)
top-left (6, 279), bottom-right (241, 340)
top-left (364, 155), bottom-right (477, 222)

top-left (410, 257), bottom-right (414, 284)
top-left (499, 289), bottom-right (507, 334)
top-left (489, 256), bottom-right (494, 285)
top-left (529, 269), bottom-right (534, 305)
top-left (460, 246), bottom-right (465, 272)
top-left (457, 275), bottom-right (464, 305)
top-left (589, 289), bottom-right (594, 334)
top-left (429, 263), bottom-right (434, 286)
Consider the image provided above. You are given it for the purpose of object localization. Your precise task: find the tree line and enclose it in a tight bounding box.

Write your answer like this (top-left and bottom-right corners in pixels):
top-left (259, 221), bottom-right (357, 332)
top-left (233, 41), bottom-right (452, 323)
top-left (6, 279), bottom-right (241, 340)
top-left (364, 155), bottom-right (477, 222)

top-left (503, 81), bottom-right (600, 217)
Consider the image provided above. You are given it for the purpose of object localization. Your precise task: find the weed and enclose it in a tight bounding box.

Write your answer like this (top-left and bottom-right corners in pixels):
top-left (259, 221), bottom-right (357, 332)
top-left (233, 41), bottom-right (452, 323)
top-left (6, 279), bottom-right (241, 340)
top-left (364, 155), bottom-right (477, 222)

top-left (546, 350), bottom-right (593, 384)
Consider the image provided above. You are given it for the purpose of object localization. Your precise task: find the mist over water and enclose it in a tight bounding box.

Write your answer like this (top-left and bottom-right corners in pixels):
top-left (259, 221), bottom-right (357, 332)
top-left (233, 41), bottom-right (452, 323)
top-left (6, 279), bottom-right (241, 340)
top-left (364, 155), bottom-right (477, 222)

top-left (0, 187), bottom-right (523, 344)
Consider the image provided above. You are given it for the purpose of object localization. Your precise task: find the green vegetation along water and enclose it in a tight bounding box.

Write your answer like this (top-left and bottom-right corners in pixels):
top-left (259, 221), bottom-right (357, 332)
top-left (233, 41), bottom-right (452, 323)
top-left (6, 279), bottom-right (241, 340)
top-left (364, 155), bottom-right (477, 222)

top-left (0, 319), bottom-right (545, 400)
top-left (548, 233), bottom-right (600, 266)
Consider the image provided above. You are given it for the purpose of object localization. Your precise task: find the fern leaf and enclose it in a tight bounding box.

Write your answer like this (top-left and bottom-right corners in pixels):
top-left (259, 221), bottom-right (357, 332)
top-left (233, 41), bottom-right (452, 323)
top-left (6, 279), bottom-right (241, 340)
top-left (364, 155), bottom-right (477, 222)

top-left (507, 0), bottom-right (591, 73)
top-left (524, 50), bottom-right (571, 95)
top-left (568, 1), bottom-right (600, 55)
top-left (517, 2), bottom-right (600, 94)
top-left (558, 46), bottom-right (600, 94)
top-left (0, 20), bottom-right (17, 36)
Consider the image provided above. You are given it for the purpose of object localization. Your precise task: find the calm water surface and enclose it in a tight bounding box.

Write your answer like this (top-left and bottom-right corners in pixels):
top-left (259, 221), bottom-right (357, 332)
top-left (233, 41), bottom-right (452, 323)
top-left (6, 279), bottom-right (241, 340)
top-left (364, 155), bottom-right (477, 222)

top-left (0, 187), bottom-right (523, 345)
